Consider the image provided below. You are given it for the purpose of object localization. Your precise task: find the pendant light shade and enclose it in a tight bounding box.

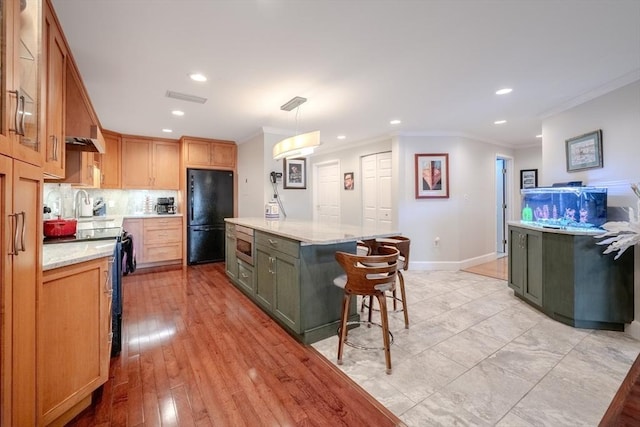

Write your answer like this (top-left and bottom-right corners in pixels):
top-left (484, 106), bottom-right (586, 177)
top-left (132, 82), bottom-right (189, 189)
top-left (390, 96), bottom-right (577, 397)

top-left (273, 130), bottom-right (320, 160)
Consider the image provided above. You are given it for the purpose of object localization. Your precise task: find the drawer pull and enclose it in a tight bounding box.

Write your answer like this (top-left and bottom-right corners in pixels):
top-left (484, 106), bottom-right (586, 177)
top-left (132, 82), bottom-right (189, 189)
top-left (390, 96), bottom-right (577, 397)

top-left (268, 239), bottom-right (278, 246)
top-left (241, 273), bottom-right (249, 279)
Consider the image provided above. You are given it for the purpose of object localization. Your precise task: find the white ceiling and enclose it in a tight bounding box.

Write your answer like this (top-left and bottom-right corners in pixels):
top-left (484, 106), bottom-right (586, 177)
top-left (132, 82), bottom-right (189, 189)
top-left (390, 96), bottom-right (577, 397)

top-left (51, 0), bottom-right (640, 152)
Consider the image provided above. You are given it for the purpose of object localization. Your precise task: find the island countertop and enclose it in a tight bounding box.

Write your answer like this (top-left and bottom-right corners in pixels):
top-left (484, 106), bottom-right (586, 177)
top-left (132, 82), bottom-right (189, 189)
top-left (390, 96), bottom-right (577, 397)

top-left (225, 217), bottom-right (399, 245)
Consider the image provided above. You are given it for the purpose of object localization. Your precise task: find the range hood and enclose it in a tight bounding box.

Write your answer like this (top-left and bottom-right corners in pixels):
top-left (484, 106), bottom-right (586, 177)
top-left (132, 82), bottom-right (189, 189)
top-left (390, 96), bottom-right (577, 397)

top-left (65, 60), bottom-right (106, 154)
top-left (65, 125), bottom-right (105, 154)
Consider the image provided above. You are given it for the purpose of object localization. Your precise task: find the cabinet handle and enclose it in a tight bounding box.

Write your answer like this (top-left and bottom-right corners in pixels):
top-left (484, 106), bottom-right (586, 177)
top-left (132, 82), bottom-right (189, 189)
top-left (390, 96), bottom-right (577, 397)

top-left (268, 239), bottom-right (278, 247)
top-left (241, 272), bottom-right (249, 279)
top-left (105, 259), bottom-right (114, 294)
top-left (8, 213), bottom-right (18, 255)
top-left (268, 256), bottom-right (276, 274)
top-left (50, 135), bottom-right (59, 161)
top-left (8, 90), bottom-right (21, 135)
top-left (18, 95), bottom-right (26, 136)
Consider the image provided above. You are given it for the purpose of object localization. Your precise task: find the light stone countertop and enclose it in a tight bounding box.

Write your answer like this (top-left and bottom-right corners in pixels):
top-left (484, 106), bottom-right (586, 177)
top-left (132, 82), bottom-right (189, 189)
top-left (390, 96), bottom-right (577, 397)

top-left (43, 240), bottom-right (117, 271)
top-left (225, 217), bottom-right (399, 245)
top-left (508, 220), bottom-right (604, 236)
top-left (43, 214), bottom-right (184, 271)
top-left (43, 215), bottom-right (124, 271)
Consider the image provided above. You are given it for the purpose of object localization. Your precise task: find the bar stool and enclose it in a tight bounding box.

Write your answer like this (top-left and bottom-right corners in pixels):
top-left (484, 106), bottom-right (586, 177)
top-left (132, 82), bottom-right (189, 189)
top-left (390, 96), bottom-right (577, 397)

top-left (359, 236), bottom-right (411, 329)
top-left (333, 246), bottom-right (399, 374)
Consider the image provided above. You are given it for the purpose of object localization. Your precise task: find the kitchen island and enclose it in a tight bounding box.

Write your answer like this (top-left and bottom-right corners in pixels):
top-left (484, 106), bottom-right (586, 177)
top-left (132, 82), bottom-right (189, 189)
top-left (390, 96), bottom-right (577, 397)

top-left (224, 218), bottom-right (399, 344)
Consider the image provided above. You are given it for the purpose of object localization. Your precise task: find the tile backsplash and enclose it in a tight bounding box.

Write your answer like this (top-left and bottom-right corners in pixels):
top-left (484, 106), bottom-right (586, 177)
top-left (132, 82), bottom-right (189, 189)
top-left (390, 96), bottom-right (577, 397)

top-left (43, 183), bottom-right (178, 218)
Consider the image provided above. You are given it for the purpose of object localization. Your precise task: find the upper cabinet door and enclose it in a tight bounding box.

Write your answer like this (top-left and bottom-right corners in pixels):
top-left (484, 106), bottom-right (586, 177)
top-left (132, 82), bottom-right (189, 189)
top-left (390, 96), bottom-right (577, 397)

top-left (9, 0), bottom-right (43, 167)
top-left (43, 1), bottom-right (67, 178)
top-left (0, 1), bottom-right (13, 156)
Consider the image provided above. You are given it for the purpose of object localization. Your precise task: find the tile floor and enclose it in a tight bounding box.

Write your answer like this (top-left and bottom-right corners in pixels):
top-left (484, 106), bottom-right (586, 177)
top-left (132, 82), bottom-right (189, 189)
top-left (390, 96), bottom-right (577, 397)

top-left (312, 270), bottom-right (640, 426)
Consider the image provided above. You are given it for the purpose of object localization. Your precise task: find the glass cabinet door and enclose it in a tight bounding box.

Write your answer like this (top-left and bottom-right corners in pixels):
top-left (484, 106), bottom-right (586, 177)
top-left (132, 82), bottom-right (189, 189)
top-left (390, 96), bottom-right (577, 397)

top-left (15, 0), bottom-right (41, 163)
top-left (0, 0), bottom-right (10, 155)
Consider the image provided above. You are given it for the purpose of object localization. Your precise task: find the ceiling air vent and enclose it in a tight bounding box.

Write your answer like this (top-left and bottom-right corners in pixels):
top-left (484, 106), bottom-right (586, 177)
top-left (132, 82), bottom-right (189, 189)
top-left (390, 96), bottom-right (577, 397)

top-left (165, 90), bottom-right (207, 104)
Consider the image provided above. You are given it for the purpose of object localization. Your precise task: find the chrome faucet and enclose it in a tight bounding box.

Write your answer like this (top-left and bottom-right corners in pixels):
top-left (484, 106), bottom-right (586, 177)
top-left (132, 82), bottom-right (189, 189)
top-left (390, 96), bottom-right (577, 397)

top-left (74, 189), bottom-right (90, 219)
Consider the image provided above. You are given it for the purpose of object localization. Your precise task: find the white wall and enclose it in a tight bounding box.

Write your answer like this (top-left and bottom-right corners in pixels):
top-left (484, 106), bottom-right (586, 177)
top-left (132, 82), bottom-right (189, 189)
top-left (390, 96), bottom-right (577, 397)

top-left (512, 145), bottom-right (543, 218)
top-left (237, 133), bottom-right (265, 217)
top-left (395, 134), bottom-right (515, 270)
top-left (542, 80), bottom-right (640, 207)
top-left (310, 138), bottom-right (392, 226)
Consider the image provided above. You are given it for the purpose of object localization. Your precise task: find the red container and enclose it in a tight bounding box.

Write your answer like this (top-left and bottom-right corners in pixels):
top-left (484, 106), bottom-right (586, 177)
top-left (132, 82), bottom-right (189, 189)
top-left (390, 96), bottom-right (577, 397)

top-left (43, 219), bottom-right (78, 237)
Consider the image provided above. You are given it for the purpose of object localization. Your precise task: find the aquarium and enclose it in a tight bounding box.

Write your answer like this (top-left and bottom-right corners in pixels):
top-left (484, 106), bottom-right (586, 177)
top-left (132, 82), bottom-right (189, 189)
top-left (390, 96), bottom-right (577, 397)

top-left (520, 186), bottom-right (607, 229)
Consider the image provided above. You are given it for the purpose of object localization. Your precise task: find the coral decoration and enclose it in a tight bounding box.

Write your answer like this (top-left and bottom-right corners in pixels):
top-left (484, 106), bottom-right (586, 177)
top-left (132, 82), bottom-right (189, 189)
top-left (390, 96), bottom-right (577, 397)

top-left (595, 183), bottom-right (640, 260)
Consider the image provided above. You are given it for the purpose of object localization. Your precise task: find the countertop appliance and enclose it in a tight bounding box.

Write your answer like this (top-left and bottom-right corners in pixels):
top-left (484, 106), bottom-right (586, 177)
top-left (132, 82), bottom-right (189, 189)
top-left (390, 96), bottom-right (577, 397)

top-left (156, 197), bottom-right (176, 214)
top-left (187, 168), bottom-right (234, 264)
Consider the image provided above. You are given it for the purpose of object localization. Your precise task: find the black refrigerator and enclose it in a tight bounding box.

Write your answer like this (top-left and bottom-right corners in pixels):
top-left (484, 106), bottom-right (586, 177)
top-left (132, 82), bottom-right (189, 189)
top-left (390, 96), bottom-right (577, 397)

top-left (187, 168), bottom-right (234, 265)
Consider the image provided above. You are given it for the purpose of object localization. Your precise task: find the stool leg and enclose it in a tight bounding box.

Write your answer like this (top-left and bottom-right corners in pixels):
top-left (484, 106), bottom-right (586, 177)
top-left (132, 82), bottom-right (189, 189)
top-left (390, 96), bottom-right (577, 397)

top-left (398, 271), bottom-right (409, 329)
top-left (337, 294), bottom-right (351, 366)
top-left (377, 293), bottom-right (392, 374)
top-left (392, 289), bottom-right (398, 311)
top-left (367, 295), bottom-right (374, 326)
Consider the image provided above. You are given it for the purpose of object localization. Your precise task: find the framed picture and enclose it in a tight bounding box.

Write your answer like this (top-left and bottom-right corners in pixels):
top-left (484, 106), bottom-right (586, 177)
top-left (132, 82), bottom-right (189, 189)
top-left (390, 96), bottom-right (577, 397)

top-left (520, 169), bottom-right (538, 189)
top-left (344, 172), bottom-right (354, 190)
top-left (415, 153), bottom-right (449, 199)
top-left (283, 158), bottom-right (306, 189)
top-left (565, 129), bottom-right (603, 172)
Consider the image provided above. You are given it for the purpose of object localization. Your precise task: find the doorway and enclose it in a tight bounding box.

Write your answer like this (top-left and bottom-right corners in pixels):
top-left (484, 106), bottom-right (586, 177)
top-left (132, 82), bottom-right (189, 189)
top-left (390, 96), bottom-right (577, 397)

top-left (361, 152), bottom-right (392, 227)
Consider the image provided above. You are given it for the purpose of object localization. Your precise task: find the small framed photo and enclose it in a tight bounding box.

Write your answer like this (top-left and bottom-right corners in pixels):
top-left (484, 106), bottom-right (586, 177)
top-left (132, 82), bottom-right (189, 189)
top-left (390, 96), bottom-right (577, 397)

top-left (344, 172), bottom-right (354, 190)
top-left (283, 158), bottom-right (306, 189)
top-left (415, 153), bottom-right (449, 199)
top-left (565, 130), bottom-right (603, 172)
top-left (520, 169), bottom-right (538, 189)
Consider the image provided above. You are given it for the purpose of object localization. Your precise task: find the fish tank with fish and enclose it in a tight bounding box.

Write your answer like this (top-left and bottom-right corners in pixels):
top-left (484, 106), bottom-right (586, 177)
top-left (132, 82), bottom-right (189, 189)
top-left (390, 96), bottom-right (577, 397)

top-left (520, 187), bottom-right (607, 230)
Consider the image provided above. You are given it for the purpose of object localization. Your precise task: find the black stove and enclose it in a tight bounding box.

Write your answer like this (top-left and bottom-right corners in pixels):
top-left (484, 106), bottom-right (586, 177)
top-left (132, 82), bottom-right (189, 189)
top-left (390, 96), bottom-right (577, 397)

top-left (43, 226), bottom-right (122, 244)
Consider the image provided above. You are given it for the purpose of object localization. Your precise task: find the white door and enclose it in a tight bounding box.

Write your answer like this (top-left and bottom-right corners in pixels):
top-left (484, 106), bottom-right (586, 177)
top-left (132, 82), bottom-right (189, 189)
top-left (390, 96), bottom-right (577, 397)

top-left (314, 161), bottom-right (340, 224)
top-left (362, 152), bottom-right (392, 227)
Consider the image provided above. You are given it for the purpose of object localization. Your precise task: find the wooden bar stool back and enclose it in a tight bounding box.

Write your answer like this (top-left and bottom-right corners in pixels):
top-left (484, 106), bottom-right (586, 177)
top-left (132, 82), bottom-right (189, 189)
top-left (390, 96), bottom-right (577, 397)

top-left (358, 236), bottom-right (411, 329)
top-left (334, 246), bottom-right (399, 374)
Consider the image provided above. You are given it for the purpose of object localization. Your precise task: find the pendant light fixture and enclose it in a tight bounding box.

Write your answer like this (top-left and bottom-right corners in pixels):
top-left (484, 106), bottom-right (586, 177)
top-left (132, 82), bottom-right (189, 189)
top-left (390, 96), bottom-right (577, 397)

top-left (273, 96), bottom-right (321, 160)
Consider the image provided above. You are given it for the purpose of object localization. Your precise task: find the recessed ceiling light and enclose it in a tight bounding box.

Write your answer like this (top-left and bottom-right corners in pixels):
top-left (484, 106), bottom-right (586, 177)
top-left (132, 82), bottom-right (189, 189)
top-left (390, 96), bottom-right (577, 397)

top-left (494, 120), bottom-right (507, 125)
top-left (337, 135), bottom-right (346, 140)
top-left (189, 73), bottom-right (207, 82)
top-left (162, 128), bottom-right (173, 133)
top-left (390, 119), bottom-right (401, 125)
top-left (536, 134), bottom-right (543, 138)
top-left (172, 110), bottom-right (185, 116)
top-left (495, 88), bottom-right (513, 95)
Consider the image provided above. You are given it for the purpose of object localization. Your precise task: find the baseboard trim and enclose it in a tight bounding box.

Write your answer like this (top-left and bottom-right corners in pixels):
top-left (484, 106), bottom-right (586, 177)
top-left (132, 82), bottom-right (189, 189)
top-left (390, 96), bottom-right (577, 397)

top-left (409, 252), bottom-right (498, 271)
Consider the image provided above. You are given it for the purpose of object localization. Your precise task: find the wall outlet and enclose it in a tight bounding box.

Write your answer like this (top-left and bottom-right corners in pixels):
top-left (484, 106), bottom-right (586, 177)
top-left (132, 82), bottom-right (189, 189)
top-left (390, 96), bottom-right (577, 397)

top-left (434, 237), bottom-right (440, 247)
top-left (108, 200), bottom-right (115, 208)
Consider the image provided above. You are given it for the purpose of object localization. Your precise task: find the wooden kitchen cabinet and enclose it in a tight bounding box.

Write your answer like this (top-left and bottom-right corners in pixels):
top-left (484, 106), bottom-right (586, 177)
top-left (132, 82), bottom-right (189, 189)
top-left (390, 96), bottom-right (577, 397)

top-left (142, 216), bottom-right (182, 264)
top-left (61, 150), bottom-right (100, 187)
top-left (0, 155), bottom-right (43, 427)
top-left (181, 137), bottom-right (237, 169)
top-left (225, 223), bottom-right (238, 281)
top-left (40, 257), bottom-right (112, 426)
top-left (122, 137), bottom-right (179, 189)
top-left (123, 216), bottom-right (183, 268)
top-left (0, 0), bottom-right (45, 167)
top-left (43, 0), bottom-right (68, 179)
top-left (99, 130), bottom-right (122, 188)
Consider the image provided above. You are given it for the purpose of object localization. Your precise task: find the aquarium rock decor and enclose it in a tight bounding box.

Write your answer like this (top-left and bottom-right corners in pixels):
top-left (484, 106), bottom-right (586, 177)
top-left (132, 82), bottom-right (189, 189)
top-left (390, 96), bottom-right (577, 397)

top-left (596, 183), bottom-right (640, 260)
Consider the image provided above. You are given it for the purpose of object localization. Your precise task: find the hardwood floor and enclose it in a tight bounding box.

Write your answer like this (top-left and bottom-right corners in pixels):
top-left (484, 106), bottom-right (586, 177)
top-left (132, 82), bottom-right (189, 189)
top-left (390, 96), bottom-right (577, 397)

top-left (66, 263), bottom-right (402, 426)
top-left (462, 256), bottom-right (508, 281)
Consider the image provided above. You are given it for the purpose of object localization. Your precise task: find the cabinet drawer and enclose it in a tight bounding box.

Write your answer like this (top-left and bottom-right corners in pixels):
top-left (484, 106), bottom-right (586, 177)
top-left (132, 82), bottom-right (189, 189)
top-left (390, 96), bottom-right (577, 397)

top-left (237, 260), bottom-right (254, 294)
top-left (143, 217), bottom-right (182, 230)
top-left (144, 243), bottom-right (181, 262)
top-left (143, 226), bottom-right (181, 244)
top-left (255, 231), bottom-right (299, 258)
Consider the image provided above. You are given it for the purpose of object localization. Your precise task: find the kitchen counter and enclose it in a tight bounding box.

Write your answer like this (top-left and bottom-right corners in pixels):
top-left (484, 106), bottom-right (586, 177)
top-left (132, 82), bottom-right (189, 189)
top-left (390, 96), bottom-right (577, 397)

top-left (225, 217), bottom-right (399, 245)
top-left (224, 218), bottom-right (400, 344)
top-left (43, 215), bottom-right (124, 271)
